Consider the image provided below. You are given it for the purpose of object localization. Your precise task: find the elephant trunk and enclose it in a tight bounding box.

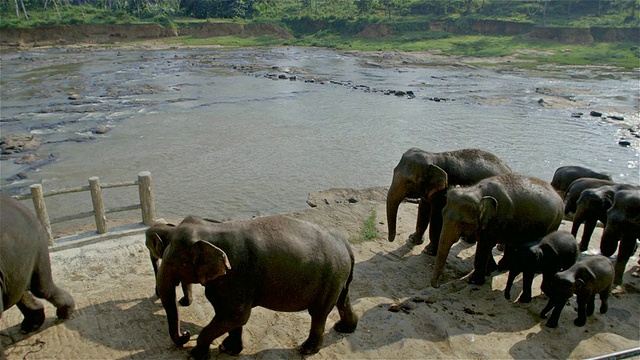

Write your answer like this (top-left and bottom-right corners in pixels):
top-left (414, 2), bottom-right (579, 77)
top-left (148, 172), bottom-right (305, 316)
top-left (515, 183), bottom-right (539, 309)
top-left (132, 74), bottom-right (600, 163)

top-left (386, 173), bottom-right (406, 242)
top-left (431, 223), bottom-right (460, 288)
top-left (157, 264), bottom-right (191, 347)
top-left (599, 223), bottom-right (619, 257)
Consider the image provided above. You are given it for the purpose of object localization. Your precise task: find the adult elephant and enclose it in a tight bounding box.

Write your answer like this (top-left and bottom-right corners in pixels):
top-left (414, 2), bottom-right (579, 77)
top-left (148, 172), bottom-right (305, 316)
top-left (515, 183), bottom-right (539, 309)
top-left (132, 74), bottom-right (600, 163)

top-left (0, 195), bottom-right (75, 356)
top-left (430, 172), bottom-right (563, 288)
top-left (600, 189), bottom-right (640, 285)
top-left (550, 165), bottom-right (612, 198)
top-left (155, 215), bottom-right (358, 359)
top-left (563, 178), bottom-right (615, 215)
top-left (386, 148), bottom-right (511, 255)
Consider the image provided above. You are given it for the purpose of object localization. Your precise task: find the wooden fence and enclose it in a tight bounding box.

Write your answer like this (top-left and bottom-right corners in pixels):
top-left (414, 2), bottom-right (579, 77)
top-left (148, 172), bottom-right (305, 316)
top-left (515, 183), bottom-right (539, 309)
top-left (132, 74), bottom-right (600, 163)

top-left (13, 171), bottom-right (155, 245)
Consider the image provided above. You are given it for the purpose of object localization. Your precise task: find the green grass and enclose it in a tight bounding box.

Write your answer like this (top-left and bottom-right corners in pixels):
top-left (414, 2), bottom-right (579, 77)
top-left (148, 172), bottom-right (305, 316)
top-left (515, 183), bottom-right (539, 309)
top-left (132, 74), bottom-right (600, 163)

top-left (350, 208), bottom-right (379, 244)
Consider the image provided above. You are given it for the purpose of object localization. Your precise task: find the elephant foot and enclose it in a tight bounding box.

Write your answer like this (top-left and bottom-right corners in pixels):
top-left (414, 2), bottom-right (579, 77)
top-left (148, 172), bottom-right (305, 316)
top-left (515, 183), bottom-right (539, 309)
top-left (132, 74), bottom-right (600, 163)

top-left (299, 339), bottom-right (321, 355)
top-left (578, 243), bottom-right (589, 252)
top-left (517, 294), bottom-right (532, 304)
top-left (574, 317), bottom-right (586, 327)
top-left (190, 344), bottom-right (211, 360)
top-left (467, 272), bottom-right (486, 286)
top-left (55, 304), bottom-right (74, 320)
top-left (219, 335), bottom-right (243, 356)
top-left (179, 296), bottom-right (192, 307)
top-left (20, 309), bottom-right (45, 334)
top-left (408, 233), bottom-right (424, 245)
top-left (600, 303), bottom-right (609, 314)
top-left (423, 243), bottom-right (437, 256)
top-left (334, 319), bottom-right (357, 333)
top-left (504, 291), bottom-right (511, 301)
top-left (545, 320), bottom-right (558, 328)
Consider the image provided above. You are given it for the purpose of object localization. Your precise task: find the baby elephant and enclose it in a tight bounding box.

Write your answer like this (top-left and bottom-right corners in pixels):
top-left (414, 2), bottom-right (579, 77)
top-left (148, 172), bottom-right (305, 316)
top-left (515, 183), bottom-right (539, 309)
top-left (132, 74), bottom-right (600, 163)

top-left (154, 215), bottom-right (358, 359)
top-left (540, 255), bottom-right (614, 328)
top-left (504, 231), bottom-right (579, 303)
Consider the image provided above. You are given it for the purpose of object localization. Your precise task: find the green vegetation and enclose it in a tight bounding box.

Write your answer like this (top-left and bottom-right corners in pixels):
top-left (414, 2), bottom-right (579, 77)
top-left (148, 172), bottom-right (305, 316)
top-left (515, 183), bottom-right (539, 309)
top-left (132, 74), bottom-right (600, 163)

top-left (350, 208), bottom-right (379, 244)
top-left (1, 1), bottom-right (638, 69)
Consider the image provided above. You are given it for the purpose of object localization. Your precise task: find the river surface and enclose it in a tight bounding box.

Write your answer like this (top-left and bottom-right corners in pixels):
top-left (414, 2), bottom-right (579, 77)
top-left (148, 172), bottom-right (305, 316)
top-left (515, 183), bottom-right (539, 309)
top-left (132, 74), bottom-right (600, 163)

top-left (1, 46), bottom-right (638, 222)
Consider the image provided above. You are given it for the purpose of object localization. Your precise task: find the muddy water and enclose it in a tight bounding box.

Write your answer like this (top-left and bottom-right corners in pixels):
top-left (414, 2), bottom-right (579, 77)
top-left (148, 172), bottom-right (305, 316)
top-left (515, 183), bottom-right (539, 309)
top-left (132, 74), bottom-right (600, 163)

top-left (1, 46), bottom-right (638, 221)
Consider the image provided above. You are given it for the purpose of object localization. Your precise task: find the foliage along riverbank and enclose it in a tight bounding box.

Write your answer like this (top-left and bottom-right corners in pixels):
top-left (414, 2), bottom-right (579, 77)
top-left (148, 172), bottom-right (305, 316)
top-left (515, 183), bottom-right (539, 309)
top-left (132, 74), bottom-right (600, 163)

top-left (1, 21), bottom-right (639, 71)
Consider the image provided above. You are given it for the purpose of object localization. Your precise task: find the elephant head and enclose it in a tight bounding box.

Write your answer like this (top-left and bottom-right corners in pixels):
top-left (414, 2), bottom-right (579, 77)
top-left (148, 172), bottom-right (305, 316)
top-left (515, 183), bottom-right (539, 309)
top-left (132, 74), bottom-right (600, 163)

top-left (155, 226), bottom-right (231, 347)
top-left (574, 188), bottom-right (613, 225)
top-left (430, 169), bottom-right (508, 287)
top-left (386, 151), bottom-right (448, 242)
top-left (600, 190), bottom-right (640, 257)
top-left (145, 221), bottom-right (176, 260)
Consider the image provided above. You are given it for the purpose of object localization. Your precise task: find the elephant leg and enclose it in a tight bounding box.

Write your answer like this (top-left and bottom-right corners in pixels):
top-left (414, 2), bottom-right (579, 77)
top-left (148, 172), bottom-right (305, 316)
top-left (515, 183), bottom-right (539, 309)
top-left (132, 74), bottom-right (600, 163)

top-left (540, 298), bottom-right (554, 319)
top-left (574, 293), bottom-right (587, 326)
top-left (191, 309), bottom-right (251, 359)
top-left (504, 269), bottom-right (519, 300)
top-left (469, 239), bottom-right (493, 285)
top-left (599, 287), bottom-right (611, 314)
top-left (301, 309), bottom-right (331, 355)
top-left (410, 198), bottom-right (430, 245)
top-left (334, 286), bottom-right (358, 334)
top-left (571, 218), bottom-right (581, 239)
top-left (518, 271), bottom-right (534, 304)
top-left (424, 193), bottom-right (446, 255)
top-left (578, 219), bottom-right (597, 252)
top-left (29, 266), bottom-right (74, 320)
top-left (17, 291), bottom-right (45, 333)
top-left (545, 298), bottom-right (568, 328)
top-left (178, 283), bottom-right (193, 307)
top-left (613, 236), bottom-right (636, 285)
top-left (151, 256), bottom-right (160, 297)
top-left (586, 294), bottom-right (596, 316)
top-left (220, 327), bottom-right (243, 356)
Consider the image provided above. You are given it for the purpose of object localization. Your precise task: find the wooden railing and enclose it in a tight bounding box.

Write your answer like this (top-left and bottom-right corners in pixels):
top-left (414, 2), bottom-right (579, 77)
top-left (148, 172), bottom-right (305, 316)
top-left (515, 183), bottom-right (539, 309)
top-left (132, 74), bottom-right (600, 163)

top-left (13, 171), bottom-right (156, 245)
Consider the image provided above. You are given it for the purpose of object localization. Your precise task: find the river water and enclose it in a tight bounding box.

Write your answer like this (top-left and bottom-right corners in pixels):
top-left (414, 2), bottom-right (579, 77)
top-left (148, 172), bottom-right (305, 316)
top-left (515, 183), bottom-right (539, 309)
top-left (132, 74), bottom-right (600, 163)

top-left (1, 46), bottom-right (638, 222)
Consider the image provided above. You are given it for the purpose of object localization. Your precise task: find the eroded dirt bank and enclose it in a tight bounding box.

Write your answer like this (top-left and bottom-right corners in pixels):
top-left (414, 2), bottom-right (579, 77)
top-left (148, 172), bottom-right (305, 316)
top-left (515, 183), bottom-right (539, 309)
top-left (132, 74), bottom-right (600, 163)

top-left (1, 188), bottom-right (639, 359)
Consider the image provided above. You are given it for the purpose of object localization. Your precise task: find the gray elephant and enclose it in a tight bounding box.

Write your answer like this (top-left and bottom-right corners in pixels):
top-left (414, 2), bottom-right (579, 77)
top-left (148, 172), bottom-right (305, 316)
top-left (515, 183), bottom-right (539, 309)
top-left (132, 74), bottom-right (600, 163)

top-left (154, 215), bottom-right (358, 359)
top-left (386, 148), bottom-right (511, 255)
top-left (431, 173), bottom-right (563, 288)
top-left (563, 177), bottom-right (615, 215)
top-left (0, 195), bottom-right (75, 356)
top-left (503, 231), bottom-right (579, 303)
top-left (540, 255), bottom-right (614, 328)
top-left (573, 183), bottom-right (640, 252)
top-left (550, 165), bottom-right (612, 198)
top-left (146, 221), bottom-right (191, 306)
top-left (600, 189), bottom-right (640, 285)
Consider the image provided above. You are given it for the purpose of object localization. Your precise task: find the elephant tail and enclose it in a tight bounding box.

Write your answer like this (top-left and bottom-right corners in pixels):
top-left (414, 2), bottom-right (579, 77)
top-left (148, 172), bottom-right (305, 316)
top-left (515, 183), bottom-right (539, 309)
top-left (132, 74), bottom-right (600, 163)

top-left (338, 245), bottom-right (355, 306)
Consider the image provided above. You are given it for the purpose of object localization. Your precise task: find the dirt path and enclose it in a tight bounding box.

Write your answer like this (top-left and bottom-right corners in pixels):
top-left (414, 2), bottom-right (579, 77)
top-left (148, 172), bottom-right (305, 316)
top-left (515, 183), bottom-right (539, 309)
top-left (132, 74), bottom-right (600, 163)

top-left (2, 188), bottom-right (639, 359)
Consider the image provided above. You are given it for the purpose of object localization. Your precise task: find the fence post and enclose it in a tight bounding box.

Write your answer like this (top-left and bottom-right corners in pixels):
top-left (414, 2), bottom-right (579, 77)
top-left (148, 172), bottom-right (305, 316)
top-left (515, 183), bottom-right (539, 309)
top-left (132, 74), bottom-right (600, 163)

top-left (30, 184), bottom-right (54, 245)
top-left (138, 171), bottom-right (155, 226)
top-left (89, 176), bottom-right (107, 234)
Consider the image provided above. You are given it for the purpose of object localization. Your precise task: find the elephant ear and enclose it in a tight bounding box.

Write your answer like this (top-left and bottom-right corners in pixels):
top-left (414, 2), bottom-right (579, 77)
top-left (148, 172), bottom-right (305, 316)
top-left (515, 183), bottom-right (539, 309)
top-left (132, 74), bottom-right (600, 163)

top-left (602, 194), bottom-right (614, 210)
top-left (575, 267), bottom-right (595, 291)
top-left (193, 241), bottom-right (231, 285)
top-left (479, 196), bottom-right (498, 230)
top-left (425, 164), bottom-right (448, 199)
top-left (147, 233), bottom-right (167, 259)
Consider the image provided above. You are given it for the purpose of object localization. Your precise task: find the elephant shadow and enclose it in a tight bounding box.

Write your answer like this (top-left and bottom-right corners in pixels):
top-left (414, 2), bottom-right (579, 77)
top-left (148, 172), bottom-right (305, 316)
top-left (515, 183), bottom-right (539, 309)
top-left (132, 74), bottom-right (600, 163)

top-left (63, 296), bottom-right (204, 359)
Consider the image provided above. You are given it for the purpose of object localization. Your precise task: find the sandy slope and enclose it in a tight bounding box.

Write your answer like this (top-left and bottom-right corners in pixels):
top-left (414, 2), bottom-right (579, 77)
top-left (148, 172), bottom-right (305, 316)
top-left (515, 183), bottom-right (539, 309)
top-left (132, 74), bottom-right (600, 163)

top-left (1, 188), bottom-right (639, 359)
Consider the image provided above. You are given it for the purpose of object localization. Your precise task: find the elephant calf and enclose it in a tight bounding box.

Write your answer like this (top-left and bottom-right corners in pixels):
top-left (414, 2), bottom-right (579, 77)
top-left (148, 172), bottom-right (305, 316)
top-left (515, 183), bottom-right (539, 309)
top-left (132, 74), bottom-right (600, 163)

top-left (0, 195), bottom-right (75, 357)
top-left (540, 255), bottom-right (614, 328)
top-left (504, 231), bottom-right (579, 303)
top-left (154, 215), bottom-right (358, 359)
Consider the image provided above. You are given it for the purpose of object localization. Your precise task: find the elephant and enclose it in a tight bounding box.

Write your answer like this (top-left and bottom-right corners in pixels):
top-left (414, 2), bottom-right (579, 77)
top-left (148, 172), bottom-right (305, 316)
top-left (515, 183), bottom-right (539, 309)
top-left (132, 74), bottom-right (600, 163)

top-left (386, 147), bottom-right (511, 255)
top-left (563, 177), bottom-right (615, 215)
top-left (503, 231), bottom-right (579, 303)
top-left (145, 216), bottom-right (222, 306)
top-left (572, 183), bottom-right (640, 252)
top-left (540, 255), bottom-right (614, 328)
top-left (550, 165), bottom-right (612, 198)
top-left (0, 195), bottom-right (75, 356)
top-left (154, 215), bottom-right (358, 359)
top-left (600, 189), bottom-right (640, 285)
top-left (431, 172), bottom-right (563, 288)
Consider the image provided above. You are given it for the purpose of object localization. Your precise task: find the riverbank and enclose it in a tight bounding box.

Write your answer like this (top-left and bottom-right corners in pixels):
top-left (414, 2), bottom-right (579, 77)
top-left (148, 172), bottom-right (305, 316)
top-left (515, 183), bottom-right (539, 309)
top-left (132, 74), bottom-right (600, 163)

top-left (2, 187), bottom-right (639, 359)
